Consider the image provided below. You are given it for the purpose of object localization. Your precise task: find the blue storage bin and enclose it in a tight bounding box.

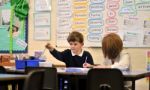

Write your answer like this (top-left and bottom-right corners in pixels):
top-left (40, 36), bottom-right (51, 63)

top-left (15, 59), bottom-right (43, 69)
top-left (26, 60), bottom-right (40, 67)
top-left (15, 60), bottom-right (26, 69)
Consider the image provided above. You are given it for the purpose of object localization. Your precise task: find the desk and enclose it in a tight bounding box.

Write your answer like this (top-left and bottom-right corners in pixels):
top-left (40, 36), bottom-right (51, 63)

top-left (5, 67), bottom-right (150, 90)
top-left (0, 74), bottom-right (27, 90)
top-left (123, 71), bottom-right (150, 90)
top-left (57, 68), bottom-right (150, 90)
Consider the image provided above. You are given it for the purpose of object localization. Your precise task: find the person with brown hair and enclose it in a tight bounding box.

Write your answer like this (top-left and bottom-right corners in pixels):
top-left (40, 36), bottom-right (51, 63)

top-left (83, 33), bottom-right (131, 90)
top-left (45, 31), bottom-right (94, 67)
top-left (83, 33), bottom-right (130, 70)
top-left (100, 33), bottom-right (130, 69)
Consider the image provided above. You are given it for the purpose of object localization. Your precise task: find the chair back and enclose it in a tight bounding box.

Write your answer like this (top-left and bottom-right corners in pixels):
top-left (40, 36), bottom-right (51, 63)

top-left (87, 68), bottom-right (124, 90)
top-left (0, 66), bottom-right (8, 90)
top-left (0, 66), bottom-right (6, 73)
top-left (23, 70), bottom-right (44, 90)
top-left (25, 67), bottom-right (58, 90)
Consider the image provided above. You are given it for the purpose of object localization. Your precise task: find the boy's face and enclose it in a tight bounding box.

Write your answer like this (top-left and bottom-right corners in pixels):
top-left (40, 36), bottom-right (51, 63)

top-left (69, 41), bottom-right (83, 54)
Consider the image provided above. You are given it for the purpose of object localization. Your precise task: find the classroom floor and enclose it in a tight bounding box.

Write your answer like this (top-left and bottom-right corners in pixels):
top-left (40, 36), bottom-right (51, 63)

top-left (136, 79), bottom-right (149, 90)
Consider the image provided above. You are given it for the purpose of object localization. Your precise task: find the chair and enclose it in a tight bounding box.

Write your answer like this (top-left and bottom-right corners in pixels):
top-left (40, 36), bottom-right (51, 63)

top-left (23, 70), bottom-right (45, 90)
top-left (0, 66), bottom-right (7, 73)
top-left (0, 66), bottom-right (8, 90)
top-left (87, 68), bottom-right (124, 90)
top-left (25, 67), bottom-right (58, 90)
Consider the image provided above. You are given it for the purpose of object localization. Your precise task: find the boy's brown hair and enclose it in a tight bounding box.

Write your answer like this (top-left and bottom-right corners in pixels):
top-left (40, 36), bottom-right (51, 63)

top-left (102, 33), bottom-right (123, 60)
top-left (67, 31), bottom-right (84, 43)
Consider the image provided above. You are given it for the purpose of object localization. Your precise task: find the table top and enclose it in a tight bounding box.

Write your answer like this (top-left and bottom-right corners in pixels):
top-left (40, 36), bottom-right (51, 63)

top-left (57, 67), bottom-right (150, 75)
top-left (57, 67), bottom-right (150, 81)
top-left (0, 74), bottom-right (27, 81)
top-left (5, 66), bottom-right (150, 80)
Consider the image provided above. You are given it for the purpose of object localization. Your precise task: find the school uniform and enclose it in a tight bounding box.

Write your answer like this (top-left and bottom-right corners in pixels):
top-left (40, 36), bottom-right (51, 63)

top-left (49, 49), bottom-right (94, 90)
top-left (49, 49), bottom-right (94, 67)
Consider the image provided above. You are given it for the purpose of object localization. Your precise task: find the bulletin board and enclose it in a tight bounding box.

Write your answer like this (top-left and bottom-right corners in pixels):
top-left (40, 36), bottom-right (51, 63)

top-left (56, 0), bottom-right (150, 47)
top-left (0, 1), bottom-right (28, 53)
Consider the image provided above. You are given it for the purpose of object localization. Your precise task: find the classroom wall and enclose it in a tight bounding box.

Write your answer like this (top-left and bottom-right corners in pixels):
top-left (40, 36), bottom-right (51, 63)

top-left (28, 0), bottom-right (150, 89)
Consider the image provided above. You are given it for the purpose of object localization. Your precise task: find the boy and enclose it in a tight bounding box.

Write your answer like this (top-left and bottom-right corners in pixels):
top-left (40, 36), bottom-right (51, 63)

top-left (45, 31), bottom-right (94, 67)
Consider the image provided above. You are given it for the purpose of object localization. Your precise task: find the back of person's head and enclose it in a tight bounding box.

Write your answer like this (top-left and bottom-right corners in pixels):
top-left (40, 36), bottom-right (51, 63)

top-left (67, 31), bottom-right (84, 44)
top-left (102, 33), bottom-right (123, 60)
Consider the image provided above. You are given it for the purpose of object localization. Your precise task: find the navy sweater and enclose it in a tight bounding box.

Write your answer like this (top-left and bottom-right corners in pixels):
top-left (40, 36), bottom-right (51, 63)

top-left (50, 49), bottom-right (94, 67)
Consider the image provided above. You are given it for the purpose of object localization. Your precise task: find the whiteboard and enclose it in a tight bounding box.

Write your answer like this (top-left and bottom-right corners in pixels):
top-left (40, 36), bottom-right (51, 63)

top-left (56, 0), bottom-right (150, 47)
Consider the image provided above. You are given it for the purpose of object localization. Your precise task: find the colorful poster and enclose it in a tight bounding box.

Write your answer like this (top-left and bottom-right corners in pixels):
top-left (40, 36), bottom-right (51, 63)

top-left (56, 0), bottom-right (150, 47)
top-left (0, 1), bottom-right (28, 53)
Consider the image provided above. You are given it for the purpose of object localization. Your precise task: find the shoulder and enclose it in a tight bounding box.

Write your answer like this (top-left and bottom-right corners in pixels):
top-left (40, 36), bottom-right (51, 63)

top-left (83, 50), bottom-right (91, 54)
top-left (120, 50), bottom-right (130, 57)
top-left (119, 50), bottom-right (130, 61)
top-left (83, 50), bottom-right (92, 56)
top-left (63, 49), bottom-right (71, 53)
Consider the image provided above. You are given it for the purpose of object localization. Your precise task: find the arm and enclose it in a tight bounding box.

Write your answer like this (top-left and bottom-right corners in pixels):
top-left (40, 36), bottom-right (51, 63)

top-left (50, 49), bottom-right (65, 61)
top-left (45, 43), bottom-right (64, 62)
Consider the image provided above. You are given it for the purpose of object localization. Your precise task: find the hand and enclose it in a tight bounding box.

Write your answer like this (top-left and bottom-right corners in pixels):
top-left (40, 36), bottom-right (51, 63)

top-left (93, 65), bottom-right (103, 68)
top-left (93, 65), bottom-right (109, 68)
top-left (83, 63), bottom-right (92, 68)
top-left (45, 43), bottom-right (54, 51)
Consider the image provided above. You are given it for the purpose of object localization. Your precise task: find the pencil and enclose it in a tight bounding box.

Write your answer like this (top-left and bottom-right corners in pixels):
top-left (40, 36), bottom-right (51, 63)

top-left (85, 56), bottom-right (87, 63)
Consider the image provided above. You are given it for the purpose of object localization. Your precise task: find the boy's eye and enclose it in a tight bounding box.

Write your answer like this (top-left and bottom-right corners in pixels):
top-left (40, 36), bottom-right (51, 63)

top-left (69, 43), bottom-right (74, 45)
top-left (70, 43), bottom-right (76, 46)
top-left (74, 43), bottom-right (77, 46)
